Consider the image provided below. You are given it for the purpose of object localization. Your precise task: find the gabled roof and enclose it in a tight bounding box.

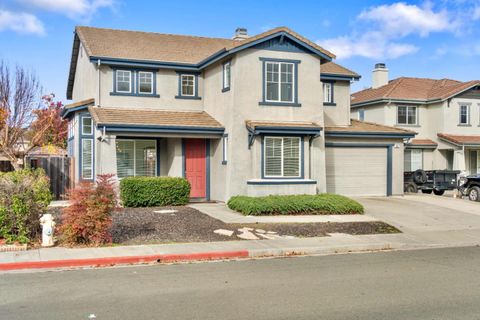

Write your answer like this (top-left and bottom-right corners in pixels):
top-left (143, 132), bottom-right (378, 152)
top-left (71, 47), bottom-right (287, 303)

top-left (67, 26), bottom-right (338, 99)
top-left (351, 77), bottom-right (480, 107)
top-left (89, 107), bottom-right (223, 131)
top-left (320, 62), bottom-right (360, 80)
top-left (325, 119), bottom-right (416, 138)
top-left (407, 139), bottom-right (438, 146)
top-left (438, 133), bottom-right (480, 146)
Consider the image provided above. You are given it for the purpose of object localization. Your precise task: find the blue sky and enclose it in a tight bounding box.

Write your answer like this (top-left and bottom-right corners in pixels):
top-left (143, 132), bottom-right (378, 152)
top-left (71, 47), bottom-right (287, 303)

top-left (0, 0), bottom-right (479, 102)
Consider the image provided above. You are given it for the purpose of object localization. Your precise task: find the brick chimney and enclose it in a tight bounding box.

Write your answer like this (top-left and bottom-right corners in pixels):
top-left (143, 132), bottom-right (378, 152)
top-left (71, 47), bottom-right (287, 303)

top-left (372, 63), bottom-right (389, 89)
top-left (232, 27), bottom-right (249, 41)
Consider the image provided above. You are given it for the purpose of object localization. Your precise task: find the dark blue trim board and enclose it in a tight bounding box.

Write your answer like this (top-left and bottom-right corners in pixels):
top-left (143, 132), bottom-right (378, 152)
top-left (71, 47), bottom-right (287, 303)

top-left (259, 57), bottom-right (301, 107)
top-left (206, 139), bottom-right (211, 201)
top-left (79, 113), bottom-right (95, 182)
top-left (100, 124), bottom-right (224, 136)
top-left (181, 139), bottom-right (186, 178)
top-left (247, 180), bottom-right (317, 185)
top-left (261, 136), bottom-right (305, 180)
top-left (247, 126), bottom-right (321, 148)
top-left (325, 142), bottom-right (394, 196)
top-left (320, 74), bottom-right (360, 81)
top-left (61, 105), bottom-right (90, 119)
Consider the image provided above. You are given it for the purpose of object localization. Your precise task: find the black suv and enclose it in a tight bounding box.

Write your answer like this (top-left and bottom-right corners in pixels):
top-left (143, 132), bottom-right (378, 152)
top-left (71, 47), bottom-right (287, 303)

top-left (458, 175), bottom-right (480, 202)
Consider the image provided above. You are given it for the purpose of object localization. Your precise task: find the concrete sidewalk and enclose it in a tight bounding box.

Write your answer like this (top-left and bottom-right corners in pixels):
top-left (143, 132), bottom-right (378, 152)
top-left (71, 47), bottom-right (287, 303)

top-left (189, 203), bottom-right (377, 223)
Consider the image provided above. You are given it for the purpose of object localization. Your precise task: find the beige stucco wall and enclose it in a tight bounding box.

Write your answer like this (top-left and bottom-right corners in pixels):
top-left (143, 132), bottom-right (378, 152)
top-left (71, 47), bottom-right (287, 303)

top-left (323, 80), bottom-right (351, 127)
top-left (72, 44), bottom-right (97, 102)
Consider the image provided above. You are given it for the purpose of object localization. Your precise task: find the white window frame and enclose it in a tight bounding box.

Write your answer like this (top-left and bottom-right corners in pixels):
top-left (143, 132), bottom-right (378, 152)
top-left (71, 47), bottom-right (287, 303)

top-left (323, 82), bottom-right (333, 103)
top-left (81, 116), bottom-right (92, 136)
top-left (223, 62), bottom-right (231, 90)
top-left (459, 104), bottom-right (470, 125)
top-left (263, 136), bottom-right (301, 178)
top-left (138, 71), bottom-right (153, 94)
top-left (181, 74), bottom-right (195, 97)
top-left (116, 139), bottom-right (157, 178)
top-left (397, 106), bottom-right (417, 125)
top-left (81, 138), bottom-right (94, 180)
top-left (116, 70), bottom-right (132, 93)
top-left (264, 61), bottom-right (295, 103)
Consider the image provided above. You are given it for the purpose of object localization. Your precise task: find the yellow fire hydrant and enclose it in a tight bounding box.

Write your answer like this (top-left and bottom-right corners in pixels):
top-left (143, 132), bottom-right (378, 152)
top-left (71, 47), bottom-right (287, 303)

top-left (39, 214), bottom-right (56, 247)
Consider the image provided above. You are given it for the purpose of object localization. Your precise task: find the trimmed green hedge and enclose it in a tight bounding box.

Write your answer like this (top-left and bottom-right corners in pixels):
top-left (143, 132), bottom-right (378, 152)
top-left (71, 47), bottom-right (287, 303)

top-left (227, 194), bottom-right (364, 216)
top-left (120, 177), bottom-right (190, 207)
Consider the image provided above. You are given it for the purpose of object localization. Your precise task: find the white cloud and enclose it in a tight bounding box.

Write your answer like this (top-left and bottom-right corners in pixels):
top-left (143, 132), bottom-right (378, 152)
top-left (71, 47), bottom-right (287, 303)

top-left (18, 0), bottom-right (115, 20)
top-left (0, 9), bottom-right (45, 35)
top-left (317, 2), bottom-right (459, 60)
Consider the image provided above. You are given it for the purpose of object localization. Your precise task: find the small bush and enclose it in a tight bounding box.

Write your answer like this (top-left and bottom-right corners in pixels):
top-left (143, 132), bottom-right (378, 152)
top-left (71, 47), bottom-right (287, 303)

top-left (59, 174), bottom-right (117, 246)
top-left (120, 176), bottom-right (190, 207)
top-left (227, 194), bottom-right (364, 216)
top-left (0, 169), bottom-right (52, 243)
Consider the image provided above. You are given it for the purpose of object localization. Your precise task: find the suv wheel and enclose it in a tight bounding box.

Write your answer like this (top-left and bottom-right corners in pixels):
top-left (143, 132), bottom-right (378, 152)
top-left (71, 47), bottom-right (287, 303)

top-left (433, 189), bottom-right (445, 196)
top-left (468, 186), bottom-right (480, 202)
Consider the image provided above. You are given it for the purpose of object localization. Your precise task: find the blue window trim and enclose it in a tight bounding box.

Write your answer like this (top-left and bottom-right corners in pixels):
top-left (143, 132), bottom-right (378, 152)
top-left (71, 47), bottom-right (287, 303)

top-left (261, 136), bottom-right (304, 180)
top-left (259, 57), bottom-right (301, 107)
top-left (79, 113), bottom-right (95, 182)
top-left (222, 134), bottom-right (228, 165)
top-left (325, 142), bottom-right (394, 196)
top-left (222, 61), bottom-right (231, 92)
top-left (322, 80), bottom-right (335, 106)
top-left (110, 68), bottom-right (160, 98)
top-left (175, 72), bottom-right (201, 100)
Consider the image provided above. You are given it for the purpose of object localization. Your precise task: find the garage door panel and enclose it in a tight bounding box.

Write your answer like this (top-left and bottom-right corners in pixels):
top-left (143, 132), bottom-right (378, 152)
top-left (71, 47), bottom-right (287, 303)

top-left (326, 147), bottom-right (387, 196)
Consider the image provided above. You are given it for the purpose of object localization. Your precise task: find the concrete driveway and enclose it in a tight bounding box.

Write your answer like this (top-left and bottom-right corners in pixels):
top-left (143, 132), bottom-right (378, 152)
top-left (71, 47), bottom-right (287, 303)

top-left (355, 194), bottom-right (480, 246)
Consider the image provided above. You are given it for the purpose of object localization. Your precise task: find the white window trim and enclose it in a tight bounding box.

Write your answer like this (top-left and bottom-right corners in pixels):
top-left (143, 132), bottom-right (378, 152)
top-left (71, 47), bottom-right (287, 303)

top-left (181, 74), bottom-right (195, 97)
top-left (459, 104), bottom-right (470, 125)
top-left (263, 136), bottom-right (301, 178)
top-left (223, 62), bottom-right (231, 89)
top-left (81, 138), bottom-right (94, 180)
top-left (138, 71), bottom-right (154, 94)
top-left (116, 139), bottom-right (157, 178)
top-left (264, 61), bottom-right (295, 103)
top-left (81, 116), bottom-right (92, 136)
top-left (116, 70), bottom-right (132, 93)
top-left (397, 105), bottom-right (418, 125)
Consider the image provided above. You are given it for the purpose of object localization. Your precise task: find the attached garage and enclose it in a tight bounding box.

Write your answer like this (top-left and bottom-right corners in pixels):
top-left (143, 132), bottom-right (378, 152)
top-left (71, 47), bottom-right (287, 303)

top-left (324, 120), bottom-right (417, 197)
top-left (325, 145), bottom-right (391, 196)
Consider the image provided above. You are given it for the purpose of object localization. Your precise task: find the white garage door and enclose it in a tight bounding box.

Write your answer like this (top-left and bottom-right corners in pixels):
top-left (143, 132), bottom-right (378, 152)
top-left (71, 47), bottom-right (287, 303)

top-left (326, 147), bottom-right (388, 196)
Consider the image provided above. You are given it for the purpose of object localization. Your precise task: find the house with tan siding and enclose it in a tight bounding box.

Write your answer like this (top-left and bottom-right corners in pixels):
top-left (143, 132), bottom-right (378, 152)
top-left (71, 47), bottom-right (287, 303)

top-left (351, 63), bottom-right (480, 176)
top-left (62, 26), bottom-right (414, 201)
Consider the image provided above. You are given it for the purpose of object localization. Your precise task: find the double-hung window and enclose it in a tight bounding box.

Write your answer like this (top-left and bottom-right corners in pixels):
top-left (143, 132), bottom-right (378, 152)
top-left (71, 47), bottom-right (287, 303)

top-left (459, 105), bottom-right (469, 125)
top-left (181, 74), bottom-right (195, 96)
top-left (397, 106), bottom-right (417, 125)
top-left (80, 116), bottom-right (94, 180)
top-left (264, 137), bottom-right (301, 178)
top-left (323, 82), bottom-right (334, 104)
top-left (116, 70), bottom-right (132, 93)
top-left (138, 71), bottom-right (153, 94)
top-left (116, 139), bottom-right (157, 178)
top-left (265, 61), bottom-right (294, 103)
top-left (223, 62), bottom-right (231, 91)
top-left (404, 149), bottom-right (423, 171)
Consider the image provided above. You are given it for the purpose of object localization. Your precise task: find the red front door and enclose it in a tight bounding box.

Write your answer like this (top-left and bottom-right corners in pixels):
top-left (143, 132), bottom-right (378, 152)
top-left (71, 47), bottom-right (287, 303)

top-left (184, 139), bottom-right (207, 198)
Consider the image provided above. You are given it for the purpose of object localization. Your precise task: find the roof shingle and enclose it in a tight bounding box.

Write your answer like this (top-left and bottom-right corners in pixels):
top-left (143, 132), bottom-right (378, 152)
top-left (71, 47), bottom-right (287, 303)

top-left (438, 133), bottom-right (480, 146)
top-left (321, 62), bottom-right (360, 78)
top-left (325, 119), bottom-right (416, 135)
top-left (246, 120), bottom-right (321, 130)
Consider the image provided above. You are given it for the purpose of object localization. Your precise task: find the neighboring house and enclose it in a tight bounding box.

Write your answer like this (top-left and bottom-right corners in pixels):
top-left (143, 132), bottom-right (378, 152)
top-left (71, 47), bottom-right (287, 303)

top-left (351, 63), bottom-right (480, 176)
top-left (62, 26), bottom-right (414, 201)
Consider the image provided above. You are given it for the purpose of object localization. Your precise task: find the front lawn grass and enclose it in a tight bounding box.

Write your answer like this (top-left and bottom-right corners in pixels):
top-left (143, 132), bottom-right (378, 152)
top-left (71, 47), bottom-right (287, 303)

top-left (227, 194), bottom-right (364, 216)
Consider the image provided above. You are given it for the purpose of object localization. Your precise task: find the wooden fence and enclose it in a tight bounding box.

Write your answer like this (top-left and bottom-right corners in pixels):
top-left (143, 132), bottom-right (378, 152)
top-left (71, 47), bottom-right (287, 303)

top-left (26, 156), bottom-right (73, 200)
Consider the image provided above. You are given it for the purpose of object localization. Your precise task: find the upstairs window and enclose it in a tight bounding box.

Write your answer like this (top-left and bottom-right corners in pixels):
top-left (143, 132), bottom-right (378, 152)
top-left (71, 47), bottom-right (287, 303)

top-left (116, 70), bottom-right (132, 93)
top-left (459, 105), bottom-right (469, 125)
top-left (264, 137), bottom-right (301, 178)
top-left (265, 61), bottom-right (294, 103)
top-left (82, 116), bottom-right (93, 135)
top-left (223, 62), bottom-right (231, 91)
top-left (397, 106), bottom-right (417, 125)
top-left (181, 74), bottom-right (195, 96)
top-left (138, 72), bottom-right (153, 94)
top-left (323, 82), bottom-right (334, 104)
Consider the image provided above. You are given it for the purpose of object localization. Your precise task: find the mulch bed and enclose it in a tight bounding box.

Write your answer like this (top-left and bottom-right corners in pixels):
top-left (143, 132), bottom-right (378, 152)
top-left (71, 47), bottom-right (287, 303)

top-left (108, 206), bottom-right (400, 245)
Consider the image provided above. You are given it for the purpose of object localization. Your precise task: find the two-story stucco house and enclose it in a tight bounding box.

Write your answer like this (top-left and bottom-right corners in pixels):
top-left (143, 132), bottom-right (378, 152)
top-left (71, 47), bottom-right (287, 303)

top-left (62, 26), bottom-right (415, 201)
top-left (351, 63), bottom-right (480, 176)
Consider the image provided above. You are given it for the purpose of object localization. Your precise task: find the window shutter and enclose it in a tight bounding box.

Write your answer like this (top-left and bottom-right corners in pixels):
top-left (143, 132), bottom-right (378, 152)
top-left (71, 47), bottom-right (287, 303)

top-left (116, 140), bottom-right (135, 178)
top-left (135, 140), bottom-right (156, 176)
top-left (283, 137), bottom-right (300, 177)
top-left (81, 139), bottom-right (93, 179)
top-left (265, 137), bottom-right (282, 176)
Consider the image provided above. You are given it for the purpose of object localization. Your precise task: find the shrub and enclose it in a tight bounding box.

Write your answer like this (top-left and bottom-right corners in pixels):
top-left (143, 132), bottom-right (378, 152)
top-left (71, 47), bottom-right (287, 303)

top-left (0, 169), bottom-right (52, 243)
top-left (120, 176), bottom-right (190, 207)
top-left (59, 174), bottom-right (117, 246)
top-left (227, 194), bottom-right (364, 216)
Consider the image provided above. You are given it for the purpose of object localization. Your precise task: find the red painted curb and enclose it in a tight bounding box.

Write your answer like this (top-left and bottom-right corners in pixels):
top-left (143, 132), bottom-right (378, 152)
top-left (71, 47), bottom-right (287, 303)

top-left (0, 250), bottom-right (249, 271)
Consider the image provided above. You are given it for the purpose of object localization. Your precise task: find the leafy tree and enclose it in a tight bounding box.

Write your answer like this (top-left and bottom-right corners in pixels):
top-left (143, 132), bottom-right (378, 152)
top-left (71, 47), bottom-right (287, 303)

top-left (31, 94), bottom-right (68, 148)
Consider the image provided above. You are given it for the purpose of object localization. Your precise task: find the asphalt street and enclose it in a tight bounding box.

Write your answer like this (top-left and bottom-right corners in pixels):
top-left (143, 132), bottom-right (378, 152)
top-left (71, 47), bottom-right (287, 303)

top-left (2, 246), bottom-right (480, 320)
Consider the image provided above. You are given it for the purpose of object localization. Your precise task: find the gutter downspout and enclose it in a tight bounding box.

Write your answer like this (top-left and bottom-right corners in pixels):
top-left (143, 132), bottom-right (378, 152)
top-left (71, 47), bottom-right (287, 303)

top-left (97, 59), bottom-right (101, 107)
top-left (97, 59), bottom-right (102, 176)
